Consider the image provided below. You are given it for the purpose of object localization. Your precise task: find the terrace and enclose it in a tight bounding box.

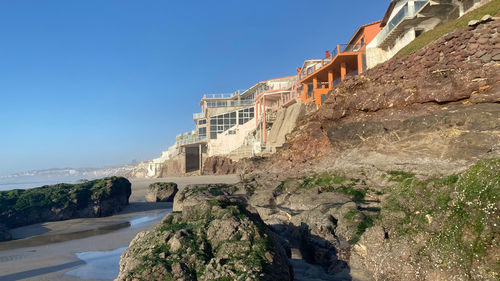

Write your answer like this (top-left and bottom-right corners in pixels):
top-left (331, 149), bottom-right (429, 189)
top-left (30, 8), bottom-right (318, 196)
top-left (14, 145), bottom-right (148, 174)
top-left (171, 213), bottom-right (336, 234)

top-left (299, 43), bottom-right (365, 107)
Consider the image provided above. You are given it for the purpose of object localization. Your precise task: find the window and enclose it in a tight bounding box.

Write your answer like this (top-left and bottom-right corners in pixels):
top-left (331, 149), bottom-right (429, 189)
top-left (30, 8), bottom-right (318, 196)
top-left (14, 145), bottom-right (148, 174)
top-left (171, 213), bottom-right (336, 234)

top-left (210, 132), bottom-right (217, 139)
top-left (237, 107), bottom-right (254, 125)
top-left (198, 119), bottom-right (206, 125)
top-left (321, 95), bottom-right (326, 105)
top-left (307, 83), bottom-right (314, 98)
top-left (198, 127), bottom-right (206, 137)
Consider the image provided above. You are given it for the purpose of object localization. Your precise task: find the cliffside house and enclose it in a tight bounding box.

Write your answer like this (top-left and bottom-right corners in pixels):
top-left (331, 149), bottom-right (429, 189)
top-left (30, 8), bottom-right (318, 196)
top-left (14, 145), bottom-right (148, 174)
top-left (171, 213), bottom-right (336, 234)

top-left (254, 75), bottom-right (298, 144)
top-left (298, 21), bottom-right (382, 108)
top-left (192, 88), bottom-right (258, 159)
top-left (365, 0), bottom-right (489, 69)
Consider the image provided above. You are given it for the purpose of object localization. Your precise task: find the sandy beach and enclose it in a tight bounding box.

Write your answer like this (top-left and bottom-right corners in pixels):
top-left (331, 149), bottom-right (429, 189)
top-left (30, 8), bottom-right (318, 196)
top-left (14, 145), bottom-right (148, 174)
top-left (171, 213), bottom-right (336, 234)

top-left (0, 175), bottom-right (239, 281)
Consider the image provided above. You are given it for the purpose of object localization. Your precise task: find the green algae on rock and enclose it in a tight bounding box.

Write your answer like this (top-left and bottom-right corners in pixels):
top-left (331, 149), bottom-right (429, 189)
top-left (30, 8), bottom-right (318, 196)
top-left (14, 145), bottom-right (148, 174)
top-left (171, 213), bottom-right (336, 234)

top-left (116, 196), bottom-right (293, 281)
top-left (0, 177), bottom-right (131, 229)
top-left (351, 158), bottom-right (500, 281)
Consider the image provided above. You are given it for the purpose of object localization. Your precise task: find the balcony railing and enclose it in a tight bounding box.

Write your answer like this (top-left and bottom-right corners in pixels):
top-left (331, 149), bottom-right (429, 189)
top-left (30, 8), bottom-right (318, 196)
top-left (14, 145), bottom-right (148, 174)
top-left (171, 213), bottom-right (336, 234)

top-left (255, 79), bottom-right (297, 98)
top-left (375, 0), bottom-right (430, 45)
top-left (299, 60), bottom-right (329, 80)
top-left (206, 99), bottom-right (254, 108)
top-left (193, 112), bottom-right (205, 119)
top-left (202, 91), bottom-right (244, 100)
top-left (177, 136), bottom-right (207, 146)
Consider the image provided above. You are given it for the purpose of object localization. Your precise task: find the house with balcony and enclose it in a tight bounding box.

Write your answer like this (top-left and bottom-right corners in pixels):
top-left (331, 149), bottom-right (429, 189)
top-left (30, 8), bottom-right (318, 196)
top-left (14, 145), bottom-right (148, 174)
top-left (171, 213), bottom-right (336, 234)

top-left (192, 86), bottom-right (260, 158)
top-left (254, 75), bottom-right (299, 145)
top-left (298, 21), bottom-right (382, 108)
top-left (365, 0), bottom-right (488, 69)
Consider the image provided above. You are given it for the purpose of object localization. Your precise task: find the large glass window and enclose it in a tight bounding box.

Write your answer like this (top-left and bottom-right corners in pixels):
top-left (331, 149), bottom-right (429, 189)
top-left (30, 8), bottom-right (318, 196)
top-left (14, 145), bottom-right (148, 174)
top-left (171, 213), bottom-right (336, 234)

top-left (238, 107), bottom-right (254, 125)
top-left (208, 107), bottom-right (254, 138)
top-left (198, 119), bottom-right (206, 125)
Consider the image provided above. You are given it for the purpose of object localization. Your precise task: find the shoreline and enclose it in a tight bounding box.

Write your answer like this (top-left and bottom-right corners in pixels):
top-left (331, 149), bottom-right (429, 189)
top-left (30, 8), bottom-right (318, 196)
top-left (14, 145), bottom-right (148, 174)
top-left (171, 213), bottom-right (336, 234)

top-left (0, 175), bottom-right (239, 281)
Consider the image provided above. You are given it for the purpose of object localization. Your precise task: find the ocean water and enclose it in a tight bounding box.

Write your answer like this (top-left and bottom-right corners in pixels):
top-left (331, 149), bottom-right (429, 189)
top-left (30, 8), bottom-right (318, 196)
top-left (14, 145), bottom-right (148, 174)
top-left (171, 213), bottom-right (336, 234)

top-left (0, 180), bottom-right (77, 191)
top-left (66, 247), bottom-right (127, 280)
top-left (65, 210), bottom-right (171, 280)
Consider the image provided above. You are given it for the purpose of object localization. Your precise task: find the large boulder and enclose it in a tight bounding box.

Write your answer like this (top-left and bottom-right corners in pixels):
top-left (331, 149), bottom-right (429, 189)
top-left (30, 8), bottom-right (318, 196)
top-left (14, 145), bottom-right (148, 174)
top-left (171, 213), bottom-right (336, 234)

top-left (116, 197), bottom-right (293, 281)
top-left (145, 182), bottom-right (178, 202)
top-left (0, 177), bottom-right (131, 228)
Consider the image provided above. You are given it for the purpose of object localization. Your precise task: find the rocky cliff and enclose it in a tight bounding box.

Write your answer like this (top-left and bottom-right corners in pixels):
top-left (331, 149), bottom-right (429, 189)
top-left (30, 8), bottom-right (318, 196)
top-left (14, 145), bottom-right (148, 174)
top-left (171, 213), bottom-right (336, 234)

top-left (116, 18), bottom-right (499, 281)
top-left (116, 190), bottom-right (293, 281)
top-left (238, 18), bottom-right (500, 281)
top-left (202, 156), bottom-right (237, 175)
top-left (0, 177), bottom-right (131, 236)
top-left (248, 18), bottom-right (499, 182)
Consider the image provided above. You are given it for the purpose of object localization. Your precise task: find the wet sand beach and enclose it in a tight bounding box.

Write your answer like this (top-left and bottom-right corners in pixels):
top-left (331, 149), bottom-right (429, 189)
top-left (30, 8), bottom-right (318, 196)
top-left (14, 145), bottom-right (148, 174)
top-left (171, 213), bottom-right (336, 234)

top-left (0, 175), bottom-right (238, 281)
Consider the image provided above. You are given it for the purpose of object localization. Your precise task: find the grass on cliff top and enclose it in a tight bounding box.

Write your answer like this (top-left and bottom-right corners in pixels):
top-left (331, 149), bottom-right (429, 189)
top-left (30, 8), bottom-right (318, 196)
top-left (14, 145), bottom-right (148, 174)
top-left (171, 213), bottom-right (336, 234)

top-left (396, 0), bottom-right (500, 57)
top-left (382, 158), bottom-right (499, 276)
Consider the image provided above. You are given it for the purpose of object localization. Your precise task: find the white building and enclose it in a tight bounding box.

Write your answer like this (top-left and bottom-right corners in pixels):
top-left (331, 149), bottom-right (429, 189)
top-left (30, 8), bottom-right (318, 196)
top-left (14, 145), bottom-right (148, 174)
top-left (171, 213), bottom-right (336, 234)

top-left (366, 0), bottom-right (490, 69)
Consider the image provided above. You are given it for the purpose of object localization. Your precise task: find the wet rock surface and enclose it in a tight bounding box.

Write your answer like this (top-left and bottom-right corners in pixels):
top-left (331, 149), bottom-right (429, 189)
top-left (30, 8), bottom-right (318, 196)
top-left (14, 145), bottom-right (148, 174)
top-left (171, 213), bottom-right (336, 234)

top-left (116, 194), bottom-right (293, 281)
top-left (145, 182), bottom-right (178, 202)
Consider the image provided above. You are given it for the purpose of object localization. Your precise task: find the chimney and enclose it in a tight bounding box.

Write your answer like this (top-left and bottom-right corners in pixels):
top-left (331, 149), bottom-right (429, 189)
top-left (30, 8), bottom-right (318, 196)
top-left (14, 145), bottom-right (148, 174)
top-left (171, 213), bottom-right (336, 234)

top-left (325, 50), bottom-right (330, 59)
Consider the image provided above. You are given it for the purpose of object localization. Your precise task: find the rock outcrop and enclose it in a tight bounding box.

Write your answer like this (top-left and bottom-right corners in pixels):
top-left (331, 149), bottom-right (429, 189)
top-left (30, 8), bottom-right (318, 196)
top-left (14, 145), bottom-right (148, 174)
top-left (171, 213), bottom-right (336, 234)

top-left (0, 177), bottom-right (131, 229)
top-left (238, 18), bottom-right (500, 281)
top-left (173, 184), bottom-right (236, 212)
top-left (145, 182), bottom-right (178, 202)
top-left (116, 196), bottom-right (293, 281)
top-left (202, 156), bottom-right (237, 175)
top-left (248, 19), bottom-right (500, 182)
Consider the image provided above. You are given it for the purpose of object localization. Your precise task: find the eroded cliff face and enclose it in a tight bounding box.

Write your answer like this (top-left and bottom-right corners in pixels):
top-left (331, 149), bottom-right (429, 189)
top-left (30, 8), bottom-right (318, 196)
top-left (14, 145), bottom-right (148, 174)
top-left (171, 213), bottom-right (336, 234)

top-left (239, 18), bottom-right (500, 281)
top-left (249, 19), bottom-right (499, 183)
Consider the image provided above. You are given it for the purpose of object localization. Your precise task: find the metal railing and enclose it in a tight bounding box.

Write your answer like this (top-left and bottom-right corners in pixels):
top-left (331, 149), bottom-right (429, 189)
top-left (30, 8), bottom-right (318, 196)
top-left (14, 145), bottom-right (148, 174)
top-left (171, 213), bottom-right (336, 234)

top-left (255, 79), bottom-right (297, 98)
top-left (206, 99), bottom-right (255, 108)
top-left (177, 136), bottom-right (207, 146)
top-left (193, 112), bottom-right (205, 119)
top-left (299, 61), bottom-right (329, 80)
top-left (202, 91), bottom-right (245, 100)
top-left (376, 0), bottom-right (430, 45)
top-left (271, 82), bottom-right (301, 111)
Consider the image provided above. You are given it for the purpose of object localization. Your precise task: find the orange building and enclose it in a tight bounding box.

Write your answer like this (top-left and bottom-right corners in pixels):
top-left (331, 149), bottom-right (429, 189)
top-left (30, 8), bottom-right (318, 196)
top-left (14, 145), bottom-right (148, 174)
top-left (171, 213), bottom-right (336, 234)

top-left (298, 21), bottom-right (382, 107)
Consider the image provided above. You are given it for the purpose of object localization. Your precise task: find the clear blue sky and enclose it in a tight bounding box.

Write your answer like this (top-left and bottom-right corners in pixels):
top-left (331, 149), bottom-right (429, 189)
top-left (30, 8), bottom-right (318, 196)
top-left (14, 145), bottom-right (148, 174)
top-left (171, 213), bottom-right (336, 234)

top-left (0, 0), bottom-right (387, 175)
